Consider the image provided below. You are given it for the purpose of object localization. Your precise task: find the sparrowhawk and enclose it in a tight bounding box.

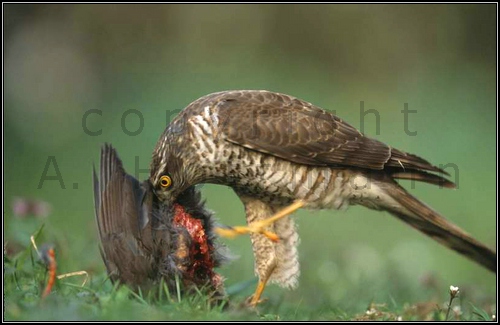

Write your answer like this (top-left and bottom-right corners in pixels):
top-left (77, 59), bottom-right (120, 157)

top-left (149, 90), bottom-right (496, 305)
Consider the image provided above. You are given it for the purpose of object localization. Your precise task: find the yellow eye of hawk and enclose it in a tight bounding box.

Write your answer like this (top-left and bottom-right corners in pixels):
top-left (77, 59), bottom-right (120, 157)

top-left (159, 175), bottom-right (172, 188)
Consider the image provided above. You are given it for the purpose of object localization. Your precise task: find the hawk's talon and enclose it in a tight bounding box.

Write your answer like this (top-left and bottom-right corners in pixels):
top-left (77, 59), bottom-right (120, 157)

top-left (214, 200), bottom-right (305, 242)
top-left (213, 227), bottom-right (242, 239)
top-left (245, 294), bottom-right (268, 308)
top-left (214, 225), bottom-right (280, 242)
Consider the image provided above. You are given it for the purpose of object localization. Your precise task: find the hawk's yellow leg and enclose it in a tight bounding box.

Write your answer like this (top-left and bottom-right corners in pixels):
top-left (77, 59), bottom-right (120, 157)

top-left (250, 280), bottom-right (267, 306)
top-left (237, 262), bottom-right (276, 307)
top-left (215, 200), bottom-right (305, 242)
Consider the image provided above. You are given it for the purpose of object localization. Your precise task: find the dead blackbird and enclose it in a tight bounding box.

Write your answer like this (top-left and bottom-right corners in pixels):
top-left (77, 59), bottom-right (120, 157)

top-left (93, 144), bottom-right (228, 301)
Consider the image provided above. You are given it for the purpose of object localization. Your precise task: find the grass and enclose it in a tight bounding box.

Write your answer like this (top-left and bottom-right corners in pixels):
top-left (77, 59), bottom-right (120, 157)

top-left (4, 43), bottom-right (496, 321)
top-left (4, 219), bottom-right (496, 321)
top-left (4, 6), bottom-right (496, 320)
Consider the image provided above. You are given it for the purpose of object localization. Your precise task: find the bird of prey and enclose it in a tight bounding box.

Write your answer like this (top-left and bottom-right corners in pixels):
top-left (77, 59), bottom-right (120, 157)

top-left (93, 144), bottom-right (227, 300)
top-left (149, 90), bottom-right (496, 306)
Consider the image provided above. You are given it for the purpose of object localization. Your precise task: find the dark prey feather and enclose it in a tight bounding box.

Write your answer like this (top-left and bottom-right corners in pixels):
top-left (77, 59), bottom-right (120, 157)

top-left (93, 144), bottom-right (228, 296)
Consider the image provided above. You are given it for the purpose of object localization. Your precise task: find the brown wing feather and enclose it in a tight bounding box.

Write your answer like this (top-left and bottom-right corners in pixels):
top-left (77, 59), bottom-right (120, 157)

top-left (215, 90), bottom-right (447, 176)
top-left (94, 144), bottom-right (159, 288)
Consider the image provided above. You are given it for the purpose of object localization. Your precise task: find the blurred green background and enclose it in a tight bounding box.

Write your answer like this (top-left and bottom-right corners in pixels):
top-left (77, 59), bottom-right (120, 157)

top-left (4, 3), bottom-right (496, 315)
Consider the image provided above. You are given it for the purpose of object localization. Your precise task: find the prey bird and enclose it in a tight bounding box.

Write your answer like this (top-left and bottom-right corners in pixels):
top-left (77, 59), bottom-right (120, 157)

top-left (149, 90), bottom-right (496, 305)
top-left (93, 144), bottom-right (227, 300)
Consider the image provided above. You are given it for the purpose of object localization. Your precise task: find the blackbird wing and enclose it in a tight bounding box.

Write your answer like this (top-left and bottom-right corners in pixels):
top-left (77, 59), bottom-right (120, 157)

top-left (93, 144), bottom-right (158, 287)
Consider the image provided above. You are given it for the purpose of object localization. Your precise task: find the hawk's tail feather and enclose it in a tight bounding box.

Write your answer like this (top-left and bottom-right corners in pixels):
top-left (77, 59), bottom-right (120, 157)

top-left (390, 169), bottom-right (456, 189)
top-left (383, 182), bottom-right (496, 273)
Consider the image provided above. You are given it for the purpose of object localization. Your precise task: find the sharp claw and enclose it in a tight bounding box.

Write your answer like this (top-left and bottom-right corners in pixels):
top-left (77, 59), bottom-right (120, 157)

top-left (214, 227), bottom-right (240, 238)
top-left (215, 224), bottom-right (280, 242)
top-left (245, 295), bottom-right (268, 308)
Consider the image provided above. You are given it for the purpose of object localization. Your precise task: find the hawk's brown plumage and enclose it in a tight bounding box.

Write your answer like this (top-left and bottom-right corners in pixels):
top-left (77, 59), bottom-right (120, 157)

top-left (149, 90), bottom-right (495, 303)
top-left (218, 92), bottom-right (445, 173)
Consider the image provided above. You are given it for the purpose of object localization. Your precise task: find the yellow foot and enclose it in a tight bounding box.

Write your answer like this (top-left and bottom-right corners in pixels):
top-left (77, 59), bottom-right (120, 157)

top-left (215, 200), bottom-right (305, 241)
top-left (215, 223), bottom-right (280, 242)
top-left (245, 295), bottom-right (268, 308)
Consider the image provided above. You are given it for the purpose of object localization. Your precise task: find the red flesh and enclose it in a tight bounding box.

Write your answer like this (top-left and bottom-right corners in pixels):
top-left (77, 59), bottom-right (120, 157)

top-left (172, 204), bottom-right (217, 286)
